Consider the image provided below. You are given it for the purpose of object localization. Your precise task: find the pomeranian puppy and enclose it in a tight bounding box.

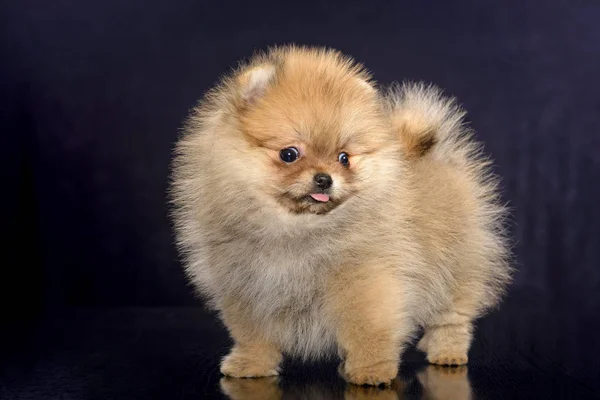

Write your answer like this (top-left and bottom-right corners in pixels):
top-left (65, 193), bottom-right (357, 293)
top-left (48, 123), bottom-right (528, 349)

top-left (170, 45), bottom-right (511, 386)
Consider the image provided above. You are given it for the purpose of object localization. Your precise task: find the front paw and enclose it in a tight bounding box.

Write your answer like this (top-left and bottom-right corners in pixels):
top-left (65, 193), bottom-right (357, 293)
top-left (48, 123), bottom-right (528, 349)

top-left (427, 352), bottom-right (468, 366)
top-left (220, 347), bottom-right (280, 378)
top-left (418, 324), bottom-right (470, 366)
top-left (340, 360), bottom-right (398, 386)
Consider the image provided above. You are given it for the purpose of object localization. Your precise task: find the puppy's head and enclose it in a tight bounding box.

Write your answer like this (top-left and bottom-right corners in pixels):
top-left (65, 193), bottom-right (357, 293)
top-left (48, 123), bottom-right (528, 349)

top-left (229, 47), bottom-right (398, 215)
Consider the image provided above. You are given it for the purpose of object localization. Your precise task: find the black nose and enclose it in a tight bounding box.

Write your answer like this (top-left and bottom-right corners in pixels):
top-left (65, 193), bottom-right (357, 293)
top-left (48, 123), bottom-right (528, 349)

top-left (314, 173), bottom-right (333, 190)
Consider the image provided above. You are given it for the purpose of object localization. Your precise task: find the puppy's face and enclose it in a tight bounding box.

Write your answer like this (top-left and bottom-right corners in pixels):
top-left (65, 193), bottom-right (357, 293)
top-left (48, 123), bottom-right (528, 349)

top-left (235, 52), bottom-right (396, 215)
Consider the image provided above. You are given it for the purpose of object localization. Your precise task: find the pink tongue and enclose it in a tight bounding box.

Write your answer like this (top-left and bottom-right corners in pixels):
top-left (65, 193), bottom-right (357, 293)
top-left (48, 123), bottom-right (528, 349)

top-left (310, 193), bottom-right (330, 202)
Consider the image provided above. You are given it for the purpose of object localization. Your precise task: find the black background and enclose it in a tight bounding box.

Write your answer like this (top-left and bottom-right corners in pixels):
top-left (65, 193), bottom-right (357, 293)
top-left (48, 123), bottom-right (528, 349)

top-left (1, 1), bottom-right (599, 399)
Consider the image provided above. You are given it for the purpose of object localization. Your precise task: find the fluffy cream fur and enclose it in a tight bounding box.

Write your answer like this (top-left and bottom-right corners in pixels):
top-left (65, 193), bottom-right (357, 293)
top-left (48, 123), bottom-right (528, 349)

top-left (170, 45), bottom-right (511, 386)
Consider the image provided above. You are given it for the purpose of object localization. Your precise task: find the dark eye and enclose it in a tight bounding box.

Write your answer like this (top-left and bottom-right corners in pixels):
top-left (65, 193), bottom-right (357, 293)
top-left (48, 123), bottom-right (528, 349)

top-left (280, 147), bottom-right (300, 163)
top-left (338, 152), bottom-right (350, 167)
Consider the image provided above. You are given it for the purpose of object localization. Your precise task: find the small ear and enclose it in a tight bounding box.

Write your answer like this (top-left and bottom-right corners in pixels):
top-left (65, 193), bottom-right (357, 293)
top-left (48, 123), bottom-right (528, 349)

top-left (356, 78), bottom-right (377, 93)
top-left (237, 64), bottom-right (277, 104)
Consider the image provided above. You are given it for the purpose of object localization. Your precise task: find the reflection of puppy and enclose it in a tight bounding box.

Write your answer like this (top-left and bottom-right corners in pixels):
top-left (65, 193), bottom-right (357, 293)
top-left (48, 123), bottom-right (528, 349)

top-left (344, 378), bottom-right (406, 400)
top-left (220, 377), bottom-right (282, 400)
top-left (171, 45), bottom-right (511, 386)
top-left (417, 366), bottom-right (473, 400)
top-left (219, 367), bottom-right (472, 400)
top-left (220, 376), bottom-right (405, 400)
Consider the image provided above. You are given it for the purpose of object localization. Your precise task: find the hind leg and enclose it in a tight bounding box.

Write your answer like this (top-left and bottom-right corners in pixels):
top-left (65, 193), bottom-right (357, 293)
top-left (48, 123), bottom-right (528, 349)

top-left (417, 297), bottom-right (479, 366)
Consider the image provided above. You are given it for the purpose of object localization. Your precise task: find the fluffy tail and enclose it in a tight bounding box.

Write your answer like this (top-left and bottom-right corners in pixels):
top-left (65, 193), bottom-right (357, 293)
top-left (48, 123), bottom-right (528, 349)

top-left (385, 82), bottom-right (468, 159)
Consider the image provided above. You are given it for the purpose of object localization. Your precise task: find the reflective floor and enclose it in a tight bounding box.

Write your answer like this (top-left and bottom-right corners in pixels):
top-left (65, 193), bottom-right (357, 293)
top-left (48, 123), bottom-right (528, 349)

top-left (221, 365), bottom-right (474, 400)
top-left (1, 292), bottom-right (598, 399)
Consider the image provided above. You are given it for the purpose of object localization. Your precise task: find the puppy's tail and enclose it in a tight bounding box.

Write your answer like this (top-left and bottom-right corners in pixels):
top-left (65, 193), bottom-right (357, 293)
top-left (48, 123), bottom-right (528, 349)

top-left (385, 82), bottom-right (468, 159)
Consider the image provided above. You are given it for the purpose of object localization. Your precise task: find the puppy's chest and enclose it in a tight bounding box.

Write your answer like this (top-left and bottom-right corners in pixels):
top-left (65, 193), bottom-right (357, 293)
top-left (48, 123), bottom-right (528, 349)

top-left (235, 238), bottom-right (334, 311)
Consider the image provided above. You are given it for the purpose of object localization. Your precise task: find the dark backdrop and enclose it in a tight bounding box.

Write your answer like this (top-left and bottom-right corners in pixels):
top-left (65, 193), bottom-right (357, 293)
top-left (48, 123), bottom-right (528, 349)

top-left (1, 0), bottom-right (599, 398)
